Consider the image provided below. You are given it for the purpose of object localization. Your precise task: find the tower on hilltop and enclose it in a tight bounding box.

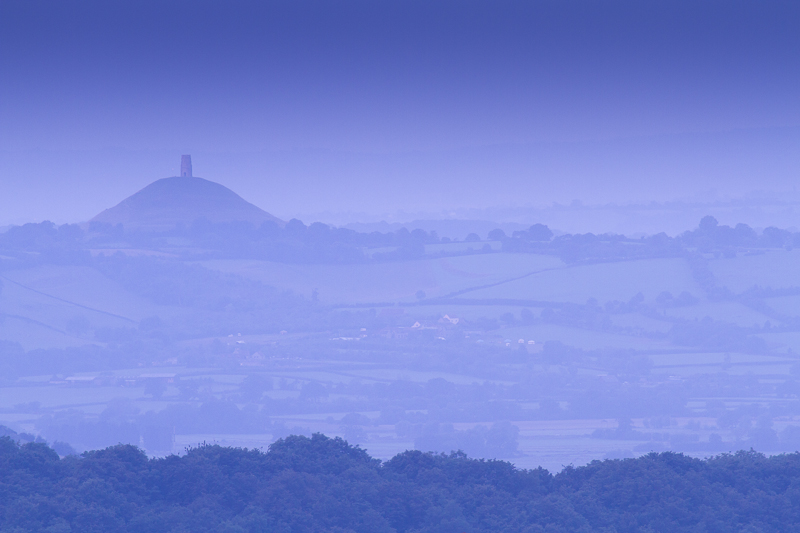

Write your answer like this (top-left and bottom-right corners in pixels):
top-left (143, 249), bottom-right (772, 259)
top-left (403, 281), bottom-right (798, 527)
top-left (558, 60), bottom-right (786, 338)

top-left (180, 155), bottom-right (192, 177)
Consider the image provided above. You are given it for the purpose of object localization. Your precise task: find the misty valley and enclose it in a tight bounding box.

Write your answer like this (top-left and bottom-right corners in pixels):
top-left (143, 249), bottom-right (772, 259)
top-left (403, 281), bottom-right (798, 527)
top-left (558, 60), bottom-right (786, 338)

top-left (5, 1), bottom-right (800, 530)
top-left (2, 204), bottom-right (800, 474)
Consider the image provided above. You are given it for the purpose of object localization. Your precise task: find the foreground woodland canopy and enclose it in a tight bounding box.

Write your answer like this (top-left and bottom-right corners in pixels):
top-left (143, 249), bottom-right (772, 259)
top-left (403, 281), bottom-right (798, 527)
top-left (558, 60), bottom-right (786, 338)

top-left (2, 433), bottom-right (800, 533)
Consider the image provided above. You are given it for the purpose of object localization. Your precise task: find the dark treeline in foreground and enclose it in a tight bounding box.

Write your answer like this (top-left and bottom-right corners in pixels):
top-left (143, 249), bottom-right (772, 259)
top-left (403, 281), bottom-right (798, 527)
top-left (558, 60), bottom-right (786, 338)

top-left (4, 434), bottom-right (800, 533)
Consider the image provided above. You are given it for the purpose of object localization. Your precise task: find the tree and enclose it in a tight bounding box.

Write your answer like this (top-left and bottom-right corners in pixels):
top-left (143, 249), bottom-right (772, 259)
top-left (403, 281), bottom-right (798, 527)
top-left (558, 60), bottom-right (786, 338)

top-left (488, 229), bottom-right (506, 241)
top-left (699, 215), bottom-right (718, 233)
top-left (521, 308), bottom-right (534, 323)
top-left (528, 223), bottom-right (553, 241)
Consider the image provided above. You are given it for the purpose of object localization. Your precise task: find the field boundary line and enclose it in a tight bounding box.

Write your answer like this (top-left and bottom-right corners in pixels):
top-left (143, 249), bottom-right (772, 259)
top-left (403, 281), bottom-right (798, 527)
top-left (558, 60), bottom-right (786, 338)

top-left (1, 312), bottom-right (76, 337)
top-left (0, 275), bottom-right (137, 324)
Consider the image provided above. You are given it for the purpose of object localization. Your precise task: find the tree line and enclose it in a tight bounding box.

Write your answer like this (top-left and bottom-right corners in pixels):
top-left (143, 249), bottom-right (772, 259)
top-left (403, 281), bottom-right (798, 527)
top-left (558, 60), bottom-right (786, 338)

top-left (2, 215), bottom-right (797, 264)
top-left (2, 433), bottom-right (800, 532)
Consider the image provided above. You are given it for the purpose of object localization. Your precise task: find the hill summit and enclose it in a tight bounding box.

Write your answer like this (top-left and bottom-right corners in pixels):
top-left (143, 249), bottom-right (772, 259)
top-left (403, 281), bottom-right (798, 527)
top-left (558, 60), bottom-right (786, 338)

top-left (91, 175), bottom-right (283, 230)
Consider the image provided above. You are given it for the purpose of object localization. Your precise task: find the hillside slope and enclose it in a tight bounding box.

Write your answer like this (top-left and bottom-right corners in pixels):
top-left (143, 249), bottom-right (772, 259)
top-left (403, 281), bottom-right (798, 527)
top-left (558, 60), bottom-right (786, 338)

top-left (91, 176), bottom-right (283, 230)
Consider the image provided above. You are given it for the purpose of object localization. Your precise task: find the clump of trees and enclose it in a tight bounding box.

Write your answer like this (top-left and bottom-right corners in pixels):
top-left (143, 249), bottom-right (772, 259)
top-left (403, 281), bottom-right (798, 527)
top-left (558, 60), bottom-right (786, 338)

top-left (489, 215), bottom-right (800, 263)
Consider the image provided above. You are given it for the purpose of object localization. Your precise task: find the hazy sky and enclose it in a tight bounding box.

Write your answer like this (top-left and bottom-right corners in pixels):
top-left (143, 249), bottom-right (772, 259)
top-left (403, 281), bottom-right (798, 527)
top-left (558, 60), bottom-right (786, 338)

top-left (1, 1), bottom-right (799, 225)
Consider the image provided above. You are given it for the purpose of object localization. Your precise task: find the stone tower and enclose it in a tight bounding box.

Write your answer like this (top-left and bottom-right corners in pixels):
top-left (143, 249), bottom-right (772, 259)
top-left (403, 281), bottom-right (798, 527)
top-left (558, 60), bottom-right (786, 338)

top-left (180, 155), bottom-right (192, 177)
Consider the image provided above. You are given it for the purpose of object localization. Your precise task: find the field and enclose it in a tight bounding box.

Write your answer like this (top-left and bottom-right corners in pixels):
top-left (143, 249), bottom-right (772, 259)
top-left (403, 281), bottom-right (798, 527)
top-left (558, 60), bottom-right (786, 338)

top-left (200, 252), bottom-right (565, 304)
top-left (461, 257), bottom-right (701, 304)
top-left (664, 301), bottom-right (775, 327)
top-left (709, 249), bottom-right (800, 292)
top-left (0, 265), bottom-right (186, 349)
top-left (3, 265), bottom-right (163, 321)
top-left (764, 294), bottom-right (800, 318)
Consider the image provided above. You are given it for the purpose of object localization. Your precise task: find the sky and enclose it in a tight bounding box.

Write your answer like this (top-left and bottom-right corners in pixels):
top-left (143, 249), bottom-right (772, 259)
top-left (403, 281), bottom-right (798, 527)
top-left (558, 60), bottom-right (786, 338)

top-left (1, 0), bottom-right (799, 226)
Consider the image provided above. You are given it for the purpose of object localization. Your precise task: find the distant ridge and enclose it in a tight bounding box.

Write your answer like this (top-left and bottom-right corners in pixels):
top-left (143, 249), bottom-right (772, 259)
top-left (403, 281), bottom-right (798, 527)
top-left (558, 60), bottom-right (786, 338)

top-left (91, 176), bottom-right (283, 230)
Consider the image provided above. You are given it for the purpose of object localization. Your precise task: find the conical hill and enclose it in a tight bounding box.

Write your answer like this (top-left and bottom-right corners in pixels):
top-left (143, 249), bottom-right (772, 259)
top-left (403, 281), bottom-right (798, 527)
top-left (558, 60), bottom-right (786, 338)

top-left (91, 176), bottom-right (283, 230)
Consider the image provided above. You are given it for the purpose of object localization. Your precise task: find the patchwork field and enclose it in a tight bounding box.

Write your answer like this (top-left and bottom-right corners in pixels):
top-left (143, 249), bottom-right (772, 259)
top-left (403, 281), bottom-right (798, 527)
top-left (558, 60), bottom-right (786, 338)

top-left (4, 250), bottom-right (792, 348)
top-left (3, 246), bottom-right (800, 469)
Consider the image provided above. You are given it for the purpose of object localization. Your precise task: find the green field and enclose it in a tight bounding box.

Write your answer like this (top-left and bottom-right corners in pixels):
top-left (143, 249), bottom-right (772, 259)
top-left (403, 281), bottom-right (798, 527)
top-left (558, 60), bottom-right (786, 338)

top-left (461, 257), bottom-right (701, 304)
top-left (0, 265), bottom-right (186, 349)
top-left (200, 253), bottom-right (564, 304)
top-left (709, 249), bottom-right (800, 293)
top-left (423, 241), bottom-right (502, 254)
top-left (765, 295), bottom-right (800, 318)
top-left (2, 265), bottom-right (167, 321)
top-left (759, 331), bottom-right (800, 353)
top-left (609, 312), bottom-right (673, 334)
top-left (664, 301), bottom-right (775, 327)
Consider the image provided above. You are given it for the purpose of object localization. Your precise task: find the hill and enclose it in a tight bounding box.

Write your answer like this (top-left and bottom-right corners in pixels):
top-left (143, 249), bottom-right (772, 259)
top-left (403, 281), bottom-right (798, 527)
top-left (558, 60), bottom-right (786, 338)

top-left (91, 176), bottom-right (283, 230)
